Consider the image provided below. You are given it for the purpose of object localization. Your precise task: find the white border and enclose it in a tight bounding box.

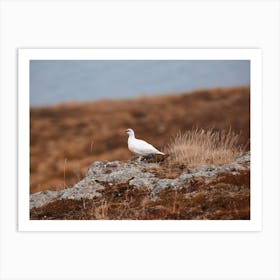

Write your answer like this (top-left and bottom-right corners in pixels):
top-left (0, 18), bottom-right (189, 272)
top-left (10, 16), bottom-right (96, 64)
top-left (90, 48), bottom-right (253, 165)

top-left (18, 48), bottom-right (262, 232)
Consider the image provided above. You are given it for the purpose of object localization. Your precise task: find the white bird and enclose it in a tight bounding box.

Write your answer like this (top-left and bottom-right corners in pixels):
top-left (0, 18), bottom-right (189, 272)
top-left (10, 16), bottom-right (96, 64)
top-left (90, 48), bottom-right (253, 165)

top-left (125, 128), bottom-right (165, 158)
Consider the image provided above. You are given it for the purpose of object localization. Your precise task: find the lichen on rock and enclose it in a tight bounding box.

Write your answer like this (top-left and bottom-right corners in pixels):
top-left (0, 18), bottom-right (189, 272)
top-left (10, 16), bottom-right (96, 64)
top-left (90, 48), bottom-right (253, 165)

top-left (30, 152), bottom-right (250, 218)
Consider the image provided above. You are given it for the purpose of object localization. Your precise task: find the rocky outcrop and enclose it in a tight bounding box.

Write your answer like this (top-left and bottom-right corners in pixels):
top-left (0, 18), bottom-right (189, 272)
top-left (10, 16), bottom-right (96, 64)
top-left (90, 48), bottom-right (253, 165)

top-left (30, 152), bottom-right (250, 210)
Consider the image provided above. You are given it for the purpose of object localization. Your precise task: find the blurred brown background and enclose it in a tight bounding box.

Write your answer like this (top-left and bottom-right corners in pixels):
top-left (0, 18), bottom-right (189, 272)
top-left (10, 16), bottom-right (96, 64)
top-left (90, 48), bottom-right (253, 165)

top-left (30, 87), bottom-right (250, 193)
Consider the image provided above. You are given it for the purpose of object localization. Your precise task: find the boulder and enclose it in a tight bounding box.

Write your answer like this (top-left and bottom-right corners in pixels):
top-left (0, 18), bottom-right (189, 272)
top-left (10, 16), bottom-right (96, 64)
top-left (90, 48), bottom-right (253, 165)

top-left (30, 152), bottom-right (250, 210)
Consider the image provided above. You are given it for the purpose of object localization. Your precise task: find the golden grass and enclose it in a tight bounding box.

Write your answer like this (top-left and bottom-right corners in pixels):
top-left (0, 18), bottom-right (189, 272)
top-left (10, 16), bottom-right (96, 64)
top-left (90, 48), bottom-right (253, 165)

top-left (90, 199), bottom-right (110, 220)
top-left (165, 128), bottom-right (242, 167)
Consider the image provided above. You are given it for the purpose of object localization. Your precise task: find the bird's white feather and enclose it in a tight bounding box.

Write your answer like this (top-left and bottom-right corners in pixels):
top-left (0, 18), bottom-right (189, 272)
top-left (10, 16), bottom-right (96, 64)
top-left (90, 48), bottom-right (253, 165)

top-left (126, 129), bottom-right (164, 156)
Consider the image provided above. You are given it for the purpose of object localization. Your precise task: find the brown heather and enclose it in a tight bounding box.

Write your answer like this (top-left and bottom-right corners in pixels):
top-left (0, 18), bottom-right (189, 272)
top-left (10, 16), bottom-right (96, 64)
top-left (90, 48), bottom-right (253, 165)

top-left (30, 170), bottom-right (250, 220)
top-left (30, 87), bottom-right (250, 194)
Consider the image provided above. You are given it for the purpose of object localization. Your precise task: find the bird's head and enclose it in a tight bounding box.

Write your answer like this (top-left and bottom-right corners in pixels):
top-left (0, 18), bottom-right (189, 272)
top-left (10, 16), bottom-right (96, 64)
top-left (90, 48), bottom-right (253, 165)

top-left (125, 128), bottom-right (135, 137)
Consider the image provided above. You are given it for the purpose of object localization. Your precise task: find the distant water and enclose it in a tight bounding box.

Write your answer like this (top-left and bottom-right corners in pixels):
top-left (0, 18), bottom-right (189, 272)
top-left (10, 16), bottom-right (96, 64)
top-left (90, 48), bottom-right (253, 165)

top-left (30, 60), bottom-right (250, 106)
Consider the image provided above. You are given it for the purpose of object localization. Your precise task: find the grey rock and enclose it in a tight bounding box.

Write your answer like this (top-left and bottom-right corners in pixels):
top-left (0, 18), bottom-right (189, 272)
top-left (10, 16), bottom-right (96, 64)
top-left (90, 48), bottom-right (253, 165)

top-left (30, 152), bottom-right (250, 209)
top-left (129, 172), bottom-right (157, 188)
top-left (29, 178), bottom-right (105, 209)
top-left (87, 161), bottom-right (144, 184)
top-left (151, 178), bottom-right (178, 200)
top-left (235, 151), bottom-right (250, 165)
top-left (59, 178), bottom-right (104, 200)
top-left (30, 190), bottom-right (58, 209)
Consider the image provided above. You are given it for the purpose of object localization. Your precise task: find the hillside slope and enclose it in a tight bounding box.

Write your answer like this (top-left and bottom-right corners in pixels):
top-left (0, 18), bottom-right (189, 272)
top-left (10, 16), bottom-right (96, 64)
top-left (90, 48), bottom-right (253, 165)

top-left (30, 87), bottom-right (250, 193)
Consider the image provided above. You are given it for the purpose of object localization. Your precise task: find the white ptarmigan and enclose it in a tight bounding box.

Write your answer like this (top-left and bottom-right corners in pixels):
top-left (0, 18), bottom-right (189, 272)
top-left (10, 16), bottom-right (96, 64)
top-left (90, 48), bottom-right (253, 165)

top-left (126, 128), bottom-right (165, 158)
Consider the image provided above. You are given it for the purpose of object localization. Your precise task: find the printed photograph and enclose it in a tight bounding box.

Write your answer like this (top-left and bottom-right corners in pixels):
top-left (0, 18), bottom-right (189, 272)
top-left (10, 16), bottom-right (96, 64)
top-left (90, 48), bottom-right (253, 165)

top-left (29, 59), bottom-right (250, 220)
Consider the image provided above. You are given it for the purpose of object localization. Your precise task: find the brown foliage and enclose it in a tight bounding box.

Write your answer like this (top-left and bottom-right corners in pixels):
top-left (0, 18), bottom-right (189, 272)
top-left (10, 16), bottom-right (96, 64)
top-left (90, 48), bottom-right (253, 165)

top-left (30, 87), bottom-right (250, 193)
top-left (30, 170), bottom-right (250, 220)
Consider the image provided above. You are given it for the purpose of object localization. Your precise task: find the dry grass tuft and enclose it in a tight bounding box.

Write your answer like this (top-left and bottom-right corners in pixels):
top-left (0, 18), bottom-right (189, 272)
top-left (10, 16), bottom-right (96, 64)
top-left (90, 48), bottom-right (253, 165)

top-left (165, 128), bottom-right (242, 167)
top-left (90, 199), bottom-right (110, 220)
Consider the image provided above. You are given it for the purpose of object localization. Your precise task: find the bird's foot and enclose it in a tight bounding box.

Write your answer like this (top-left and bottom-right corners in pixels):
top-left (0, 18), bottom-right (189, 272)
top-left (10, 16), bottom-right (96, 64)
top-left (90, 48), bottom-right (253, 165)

top-left (142, 154), bottom-right (169, 163)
